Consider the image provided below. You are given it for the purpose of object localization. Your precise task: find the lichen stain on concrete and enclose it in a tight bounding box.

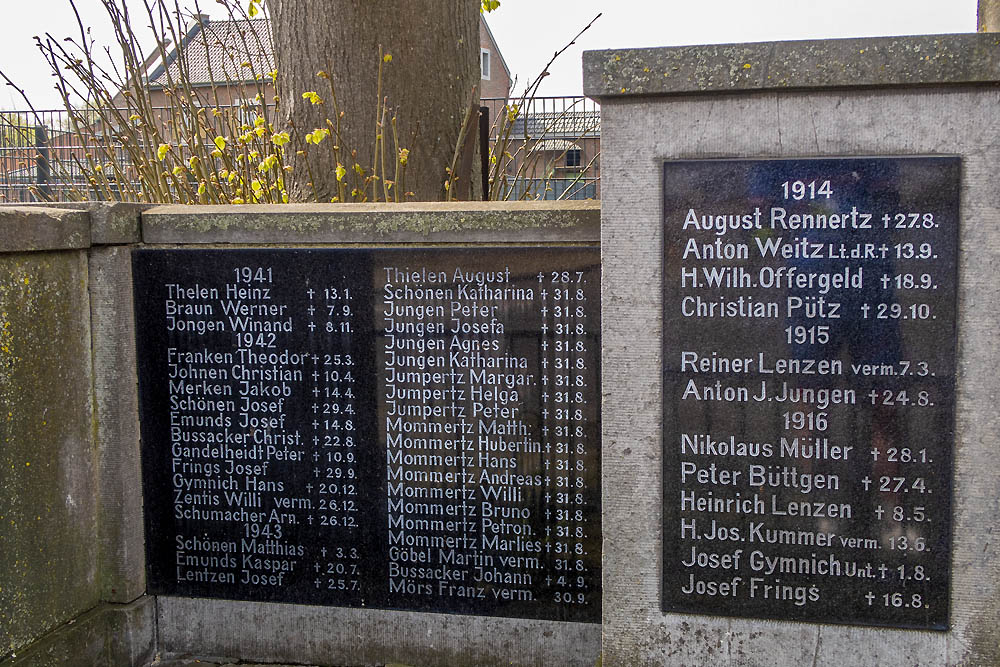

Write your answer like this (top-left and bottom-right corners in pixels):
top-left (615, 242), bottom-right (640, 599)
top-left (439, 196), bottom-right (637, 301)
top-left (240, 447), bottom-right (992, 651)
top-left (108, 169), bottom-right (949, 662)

top-left (147, 205), bottom-right (597, 240)
top-left (0, 250), bottom-right (98, 656)
top-left (0, 256), bottom-right (44, 655)
top-left (964, 566), bottom-right (1000, 666)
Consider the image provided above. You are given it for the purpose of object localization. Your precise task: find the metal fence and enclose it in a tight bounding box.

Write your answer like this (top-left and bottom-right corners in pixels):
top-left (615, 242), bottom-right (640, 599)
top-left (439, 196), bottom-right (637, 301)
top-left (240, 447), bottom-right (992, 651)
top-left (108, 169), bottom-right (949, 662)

top-left (0, 97), bottom-right (600, 204)
top-left (480, 96), bottom-right (600, 201)
top-left (0, 111), bottom-right (60, 203)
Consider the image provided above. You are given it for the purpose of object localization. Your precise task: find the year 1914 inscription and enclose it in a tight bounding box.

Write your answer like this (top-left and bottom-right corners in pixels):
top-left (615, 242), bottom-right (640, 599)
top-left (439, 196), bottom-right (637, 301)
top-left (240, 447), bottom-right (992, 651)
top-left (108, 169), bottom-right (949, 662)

top-left (133, 247), bottom-right (600, 623)
top-left (662, 157), bottom-right (958, 629)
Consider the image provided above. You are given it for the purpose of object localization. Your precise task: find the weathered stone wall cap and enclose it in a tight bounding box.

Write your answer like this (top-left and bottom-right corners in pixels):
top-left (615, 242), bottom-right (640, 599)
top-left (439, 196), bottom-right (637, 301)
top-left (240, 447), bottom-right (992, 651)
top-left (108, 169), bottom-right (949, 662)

top-left (0, 206), bottom-right (91, 252)
top-left (584, 32), bottom-right (1000, 98)
top-left (0, 201), bottom-right (146, 245)
top-left (145, 201), bottom-right (600, 215)
top-left (141, 200), bottom-right (600, 244)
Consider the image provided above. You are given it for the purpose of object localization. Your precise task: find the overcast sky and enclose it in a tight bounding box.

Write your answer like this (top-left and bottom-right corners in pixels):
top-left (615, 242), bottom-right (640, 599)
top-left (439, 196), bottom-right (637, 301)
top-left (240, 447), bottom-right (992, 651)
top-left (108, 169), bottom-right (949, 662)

top-left (0, 0), bottom-right (979, 109)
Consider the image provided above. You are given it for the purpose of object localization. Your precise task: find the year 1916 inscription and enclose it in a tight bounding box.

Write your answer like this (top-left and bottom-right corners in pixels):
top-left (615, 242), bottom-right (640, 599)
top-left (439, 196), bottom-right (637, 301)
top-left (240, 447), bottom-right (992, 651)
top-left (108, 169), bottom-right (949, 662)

top-left (662, 157), bottom-right (958, 630)
top-left (133, 247), bottom-right (600, 623)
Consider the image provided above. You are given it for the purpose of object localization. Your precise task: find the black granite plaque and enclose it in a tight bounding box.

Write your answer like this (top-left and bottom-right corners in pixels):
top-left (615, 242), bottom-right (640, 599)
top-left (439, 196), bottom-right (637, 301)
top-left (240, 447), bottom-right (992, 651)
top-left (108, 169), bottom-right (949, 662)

top-left (133, 247), bottom-right (600, 623)
top-left (662, 157), bottom-right (958, 630)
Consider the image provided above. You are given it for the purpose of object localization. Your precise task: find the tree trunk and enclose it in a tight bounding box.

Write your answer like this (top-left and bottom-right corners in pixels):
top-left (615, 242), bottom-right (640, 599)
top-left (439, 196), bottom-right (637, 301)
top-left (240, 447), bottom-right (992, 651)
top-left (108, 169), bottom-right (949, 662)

top-left (980, 0), bottom-right (1000, 31)
top-left (270, 1), bottom-right (480, 202)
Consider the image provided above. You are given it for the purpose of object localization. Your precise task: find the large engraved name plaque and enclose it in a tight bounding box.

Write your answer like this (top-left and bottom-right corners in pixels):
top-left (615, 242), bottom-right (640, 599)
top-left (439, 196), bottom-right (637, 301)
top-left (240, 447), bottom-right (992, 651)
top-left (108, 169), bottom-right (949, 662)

top-left (134, 247), bottom-right (600, 623)
top-left (662, 157), bottom-right (958, 629)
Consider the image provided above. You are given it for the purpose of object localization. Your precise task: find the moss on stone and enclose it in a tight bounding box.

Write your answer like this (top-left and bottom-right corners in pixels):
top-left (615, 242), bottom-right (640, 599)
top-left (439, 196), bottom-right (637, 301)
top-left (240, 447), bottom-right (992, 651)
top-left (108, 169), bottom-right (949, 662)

top-left (584, 33), bottom-right (1000, 98)
top-left (0, 250), bottom-right (98, 658)
top-left (140, 202), bottom-right (600, 243)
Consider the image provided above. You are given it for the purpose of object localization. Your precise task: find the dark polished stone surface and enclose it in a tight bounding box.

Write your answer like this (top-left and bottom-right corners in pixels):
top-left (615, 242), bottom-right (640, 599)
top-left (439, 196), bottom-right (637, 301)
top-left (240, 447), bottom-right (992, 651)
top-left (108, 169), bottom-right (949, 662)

top-left (133, 247), bottom-right (600, 623)
top-left (661, 157), bottom-right (958, 629)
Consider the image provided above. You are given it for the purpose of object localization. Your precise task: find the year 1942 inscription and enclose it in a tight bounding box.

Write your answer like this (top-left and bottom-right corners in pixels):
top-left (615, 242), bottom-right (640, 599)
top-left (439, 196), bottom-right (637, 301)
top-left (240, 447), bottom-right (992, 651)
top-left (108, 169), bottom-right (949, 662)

top-left (134, 247), bottom-right (600, 623)
top-left (662, 157), bottom-right (958, 630)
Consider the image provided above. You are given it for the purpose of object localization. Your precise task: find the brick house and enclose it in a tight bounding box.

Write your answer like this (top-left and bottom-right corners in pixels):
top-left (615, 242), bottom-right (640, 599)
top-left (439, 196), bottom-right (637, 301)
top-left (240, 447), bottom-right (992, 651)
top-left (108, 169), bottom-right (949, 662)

top-left (479, 18), bottom-right (512, 100)
top-left (1, 13), bottom-right (602, 202)
top-left (140, 14), bottom-right (511, 113)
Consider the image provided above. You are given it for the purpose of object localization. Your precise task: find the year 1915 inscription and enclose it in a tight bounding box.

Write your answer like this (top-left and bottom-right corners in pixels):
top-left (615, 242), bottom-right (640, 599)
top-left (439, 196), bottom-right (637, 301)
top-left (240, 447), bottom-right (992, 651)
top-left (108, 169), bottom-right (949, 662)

top-left (662, 157), bottom-right (958, 630)
top-left (133, 247), bottom-right (600, 623)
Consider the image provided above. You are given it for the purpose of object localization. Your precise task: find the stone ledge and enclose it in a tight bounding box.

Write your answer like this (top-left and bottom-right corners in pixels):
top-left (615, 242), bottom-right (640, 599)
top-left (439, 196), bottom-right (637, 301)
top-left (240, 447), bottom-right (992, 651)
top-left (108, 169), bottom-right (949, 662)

top-left (149, 657), bottom-right (321, 667)
top-left (584, 32), bottom-right (1000, 98)
top-left (157, 596), bottom-right (600, 667)
top-left (0, 207), bottom-right (90, 252)
top-left (2, 597), bottom-right (155, 667)
top-left (0, 202), bottom-right (145, 245)
top-left (89, 203), bottom-right (146, 245)
top-left (141, 201), bottom-right (600, 244)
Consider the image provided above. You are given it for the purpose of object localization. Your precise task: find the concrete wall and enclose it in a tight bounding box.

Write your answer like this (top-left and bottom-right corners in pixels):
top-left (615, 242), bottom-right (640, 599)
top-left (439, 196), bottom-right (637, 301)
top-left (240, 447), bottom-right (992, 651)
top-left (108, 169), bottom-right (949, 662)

top-left (0, 205), bottom-right (154, 666)
top-left (0, 210), bottom-right (97, 657)
top-left (585, 33), bottom-right (1000, 666)
top-left (0, 200), bottom-right (600, 667)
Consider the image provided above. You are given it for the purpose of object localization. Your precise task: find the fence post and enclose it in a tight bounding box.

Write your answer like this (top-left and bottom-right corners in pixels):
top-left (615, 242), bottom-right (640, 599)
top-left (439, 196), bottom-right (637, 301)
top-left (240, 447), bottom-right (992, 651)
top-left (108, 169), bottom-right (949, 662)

top-left (479, 106), bottom-right (489, 200)
top-left (34, 124), bottom-right (51, 201)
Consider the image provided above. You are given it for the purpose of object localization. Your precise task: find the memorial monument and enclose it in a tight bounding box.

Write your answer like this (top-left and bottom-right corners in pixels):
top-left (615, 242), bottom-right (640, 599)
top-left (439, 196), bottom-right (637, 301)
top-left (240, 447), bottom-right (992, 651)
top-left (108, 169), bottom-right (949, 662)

top-left (586, 32), bottom-right (1000, 667)
top-left (4, 25), bottom-right (1000, 667)
top-left (0, 202), bottom-right (604, 666)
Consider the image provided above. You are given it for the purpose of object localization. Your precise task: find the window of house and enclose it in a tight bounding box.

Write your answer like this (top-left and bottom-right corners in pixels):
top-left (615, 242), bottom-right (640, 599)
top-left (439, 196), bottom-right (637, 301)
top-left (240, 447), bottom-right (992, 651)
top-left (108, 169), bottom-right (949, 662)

top-left (565, 148), bottom-right (582, 168)
top-left (481, 48), bottom-right (491, 80)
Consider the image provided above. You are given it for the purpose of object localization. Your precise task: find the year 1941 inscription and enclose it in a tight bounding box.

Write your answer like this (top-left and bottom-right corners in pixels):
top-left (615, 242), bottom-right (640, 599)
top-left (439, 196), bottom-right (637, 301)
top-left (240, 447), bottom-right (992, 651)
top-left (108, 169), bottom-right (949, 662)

top-left (662, 157), bottom-right (958, 630)
top-left (134, 247), bottom-right (600, 623)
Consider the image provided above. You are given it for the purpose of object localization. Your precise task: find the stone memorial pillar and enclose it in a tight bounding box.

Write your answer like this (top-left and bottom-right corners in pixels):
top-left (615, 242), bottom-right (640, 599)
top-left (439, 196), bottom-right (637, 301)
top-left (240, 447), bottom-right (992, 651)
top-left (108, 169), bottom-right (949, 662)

top-left (585, 34), bottom-right (1000, 666)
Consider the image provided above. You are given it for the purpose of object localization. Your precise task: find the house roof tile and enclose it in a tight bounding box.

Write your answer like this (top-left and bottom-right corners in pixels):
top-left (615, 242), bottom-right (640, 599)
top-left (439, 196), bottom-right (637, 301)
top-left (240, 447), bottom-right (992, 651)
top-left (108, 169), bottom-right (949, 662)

top-left (512, 111), bottom-right (600, 139)
top-left (148, 18), bottom-right (274, 89)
